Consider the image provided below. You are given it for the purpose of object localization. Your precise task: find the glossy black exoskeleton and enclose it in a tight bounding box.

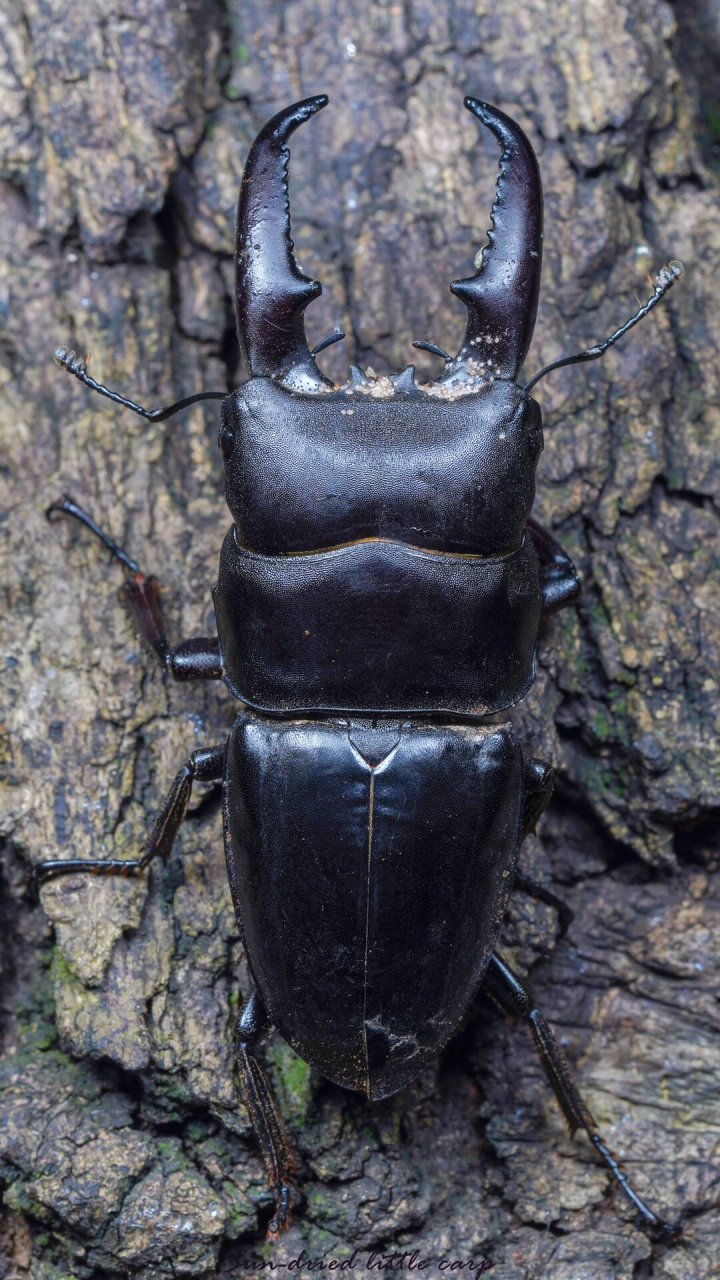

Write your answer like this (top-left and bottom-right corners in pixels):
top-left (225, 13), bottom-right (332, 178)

top-left (38, 95), bottom-right (683, 1240)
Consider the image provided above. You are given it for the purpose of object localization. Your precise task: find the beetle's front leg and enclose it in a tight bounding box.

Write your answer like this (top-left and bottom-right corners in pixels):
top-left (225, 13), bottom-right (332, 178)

top-left (527, 517), bottom-right (581, 616)
top-left (483, 952), bottom-right (679, 1238)
top-left (31, 745), bottom-right (224, 889)
top-left (235, 987), bottom-right (301, 1240)
top-left (47, 496), bottom-right (222, 680)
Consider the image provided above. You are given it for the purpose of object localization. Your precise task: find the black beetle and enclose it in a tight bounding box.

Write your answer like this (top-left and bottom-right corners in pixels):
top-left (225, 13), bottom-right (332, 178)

top-left (36, 94), bottom-right (683, 1240)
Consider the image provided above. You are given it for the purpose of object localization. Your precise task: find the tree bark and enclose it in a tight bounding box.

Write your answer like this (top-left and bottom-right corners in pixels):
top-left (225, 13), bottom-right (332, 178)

top-left (1, 0), bottom-right (719, 1277)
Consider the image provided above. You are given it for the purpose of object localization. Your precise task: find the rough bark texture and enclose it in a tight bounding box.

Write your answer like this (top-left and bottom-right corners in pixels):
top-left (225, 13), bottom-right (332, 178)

top-left (1, 1), bottom-right (719, 1277)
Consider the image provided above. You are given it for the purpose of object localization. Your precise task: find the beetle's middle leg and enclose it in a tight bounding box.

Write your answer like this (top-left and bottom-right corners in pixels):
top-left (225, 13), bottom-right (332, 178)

top-left (32, 745), bottom-right (224, 890)
top-left (513, 758), bottom-right (574, 935)
top-left (235, 986), bottom-right (301, 1240)
top-left (483, 951), bottom-right (677, 1236)
top-left (47, 496), bottom-right (222, 680)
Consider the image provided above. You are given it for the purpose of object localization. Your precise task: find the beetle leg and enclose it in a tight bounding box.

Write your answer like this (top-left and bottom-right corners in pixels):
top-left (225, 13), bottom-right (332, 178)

top-left (520, 756), bottom-right (554, 836)
top-left (235, 987), bottom-right (301, 1241)
top-left (527, 517), bottom-right (582, 615)
top-left (483, 952), bottom-right (679, 1238)
top-left (47, 496), bottom-right (222, 680)
top-left (31, 746), bottom-right (224, 890)
top-left (513, 873), bottom-right (574, 937)
top-left (513, 759), bottom-right (574, 935)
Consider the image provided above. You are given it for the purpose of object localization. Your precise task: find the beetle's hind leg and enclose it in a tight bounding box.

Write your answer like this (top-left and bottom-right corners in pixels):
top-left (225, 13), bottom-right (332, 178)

top-left (513, 872), bottom-right (574, 937)
top-left (483, 951), bottom-right (679, 1238)
top-left (31, 745), bottom-right (224, 890)
top-left (235, 987), bottom-right (301, 1240)
top-left (47, 496), bottom-right (222, 680)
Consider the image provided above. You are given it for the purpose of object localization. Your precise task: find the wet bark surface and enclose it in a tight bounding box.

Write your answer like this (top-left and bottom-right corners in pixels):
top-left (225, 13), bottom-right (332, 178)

top-left (1, 0), bottom-right (719, 1277)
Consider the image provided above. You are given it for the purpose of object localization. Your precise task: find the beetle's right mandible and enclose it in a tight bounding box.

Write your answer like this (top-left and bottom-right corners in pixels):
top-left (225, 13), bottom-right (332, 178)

top-left (235, 95), bottom-right (333, 393)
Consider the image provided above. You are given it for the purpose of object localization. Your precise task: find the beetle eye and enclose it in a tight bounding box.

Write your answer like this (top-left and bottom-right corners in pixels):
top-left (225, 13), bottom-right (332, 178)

top-left (219, 425), bottom-right (236, 460)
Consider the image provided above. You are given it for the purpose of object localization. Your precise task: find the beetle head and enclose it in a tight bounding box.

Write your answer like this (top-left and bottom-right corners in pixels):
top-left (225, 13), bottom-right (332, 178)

top-left (234, 94), bottom-right (543, 394)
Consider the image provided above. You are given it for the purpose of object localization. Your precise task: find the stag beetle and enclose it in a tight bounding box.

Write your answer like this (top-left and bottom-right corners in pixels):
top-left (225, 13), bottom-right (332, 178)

top-left (36, 94), bottom-right (683, 1240)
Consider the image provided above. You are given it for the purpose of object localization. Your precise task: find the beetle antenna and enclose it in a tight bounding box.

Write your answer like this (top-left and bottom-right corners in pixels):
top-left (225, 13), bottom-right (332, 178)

top-left (311, 329), bottom-right (345, 355)
top-left (412, 340), bottom-right (452, 362)
top-left (54, 348), bottom-right (226, 421)
top-left (524, 260), bottom-right (684, 393)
